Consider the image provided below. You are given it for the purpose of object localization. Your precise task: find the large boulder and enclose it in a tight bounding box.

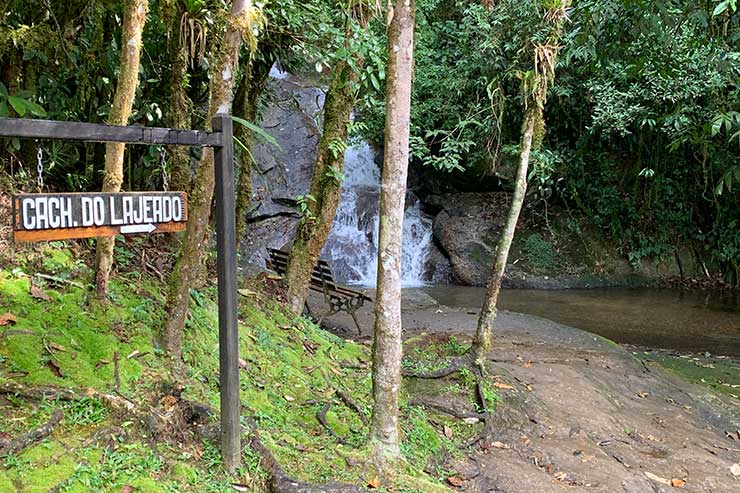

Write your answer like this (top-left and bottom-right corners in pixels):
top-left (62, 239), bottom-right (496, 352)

top-left (240, 70), bottom-right (324, 274)
top-left (428, 193), bottom-right (508, 286)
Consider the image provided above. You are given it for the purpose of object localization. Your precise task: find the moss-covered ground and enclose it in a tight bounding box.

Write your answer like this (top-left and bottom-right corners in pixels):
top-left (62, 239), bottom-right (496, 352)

top-left (634, 349), bottom-right (740, 401)
top-left (0, 243), bottom-right (483, 492)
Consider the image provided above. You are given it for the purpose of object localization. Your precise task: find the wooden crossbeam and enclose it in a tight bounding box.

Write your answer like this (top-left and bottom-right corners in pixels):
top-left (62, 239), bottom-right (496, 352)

top-left (0, 117), bottom-right (223, 147)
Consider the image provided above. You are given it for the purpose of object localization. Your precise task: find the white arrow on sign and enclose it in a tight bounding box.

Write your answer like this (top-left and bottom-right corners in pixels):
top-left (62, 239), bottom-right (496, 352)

top-left (120, 223), bottom-right (156, 235)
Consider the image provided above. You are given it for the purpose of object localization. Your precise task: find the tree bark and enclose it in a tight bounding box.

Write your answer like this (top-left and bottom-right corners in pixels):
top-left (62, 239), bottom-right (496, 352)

top-left (472, 106), bottom-right (538, 365)
top-left (162, 0), bottom-right (254, 358)
top-left (234, 55), bottom-right (273, 240)
top-left (165, 0), bottom-right (193, 195)
top-left (284, 57), bottom-right (360, 314)
top-left (94, 0), bottom-right (148, 297)
top-left (370, 0), bottom-right (415, 461)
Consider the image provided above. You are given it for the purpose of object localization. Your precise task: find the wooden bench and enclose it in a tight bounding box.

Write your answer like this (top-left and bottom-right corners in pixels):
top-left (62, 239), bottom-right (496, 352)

top-left (266, 248), bottom-right (372, 333)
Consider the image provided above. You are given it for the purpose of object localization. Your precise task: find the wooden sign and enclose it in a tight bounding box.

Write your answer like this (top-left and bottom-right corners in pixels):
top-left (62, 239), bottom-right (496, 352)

top-left (13, 191), bottom-right (188, 242)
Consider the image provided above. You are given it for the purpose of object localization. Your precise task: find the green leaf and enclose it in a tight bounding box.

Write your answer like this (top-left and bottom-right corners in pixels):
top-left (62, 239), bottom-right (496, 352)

top-left (7, 96), bottom-right (28, 116)
top-left (713, 1), bottom-right (728, 16)
top-left (24, 100), bottom-right (47, 117)
top-left (232, 116), bottom-right (282, 150)
top-left (0, 100), bottom-right (7, 117)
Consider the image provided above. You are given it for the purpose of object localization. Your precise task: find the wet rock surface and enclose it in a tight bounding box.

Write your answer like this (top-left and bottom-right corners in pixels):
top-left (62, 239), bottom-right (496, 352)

top-left (240, 72), bottom-right (323, 274)
top-left (316, 293), bottom-right (740, 492)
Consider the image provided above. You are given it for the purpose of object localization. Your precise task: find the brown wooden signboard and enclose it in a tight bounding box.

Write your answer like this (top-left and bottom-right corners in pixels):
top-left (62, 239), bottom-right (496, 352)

top-left (13, 191), bottom-right (188, 241)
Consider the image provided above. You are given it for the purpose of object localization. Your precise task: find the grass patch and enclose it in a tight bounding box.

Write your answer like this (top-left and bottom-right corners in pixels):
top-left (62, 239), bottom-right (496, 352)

top-left (0, 244), bottom-right (462, 492)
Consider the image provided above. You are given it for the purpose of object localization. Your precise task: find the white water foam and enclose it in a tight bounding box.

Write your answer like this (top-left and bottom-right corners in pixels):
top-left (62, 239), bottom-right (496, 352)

top-left (324, 142), bottom-right (435, 287)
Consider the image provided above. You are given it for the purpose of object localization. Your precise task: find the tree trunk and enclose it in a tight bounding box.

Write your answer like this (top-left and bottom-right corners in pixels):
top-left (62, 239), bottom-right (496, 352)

top-left (94, 0), bottom-right (149, 297)
top-left (283, 57), bottom-right (360, 313)
top-left (162, 0), bottom-right (253, 358)
top-left (370, 0), bottom-right (415, 462)
top-left (165, 0), bottom-right (193, 195)
top-left (235, 55), bottom-right (273, 240)
top-left (472, 106), bottom-right (539, 365)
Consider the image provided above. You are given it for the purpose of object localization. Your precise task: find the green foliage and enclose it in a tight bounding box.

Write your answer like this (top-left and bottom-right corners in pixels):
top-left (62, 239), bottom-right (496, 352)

top-left (358, 0), bottom-right (740, 284)
top-left (0, 82), bottom-right (46, 118)
top-left (523, 233), bottom-right (564, 272)
top-left (295, 193), bottom-right (317, 225)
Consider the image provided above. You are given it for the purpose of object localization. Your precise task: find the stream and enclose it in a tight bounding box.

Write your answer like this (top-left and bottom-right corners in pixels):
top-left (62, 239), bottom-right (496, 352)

top-left (414, 286), bottom-right (740, 356)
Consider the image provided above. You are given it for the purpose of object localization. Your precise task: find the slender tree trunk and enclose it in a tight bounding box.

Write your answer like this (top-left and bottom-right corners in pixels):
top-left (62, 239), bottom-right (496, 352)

top-left (235, 55), bottom-right (272, 240)
top-left (370, 0), bottom-right (415, 462)
top-left (472, 106), bottom-right (539, 365)
top-left (94, 0), bottom-right (148, 297)
top-left (283, 57), bottom-right (361, 313)
top-left (162, 0), bottom-right (254, 358)
top-left (165, 0), bottom-right (193, 194)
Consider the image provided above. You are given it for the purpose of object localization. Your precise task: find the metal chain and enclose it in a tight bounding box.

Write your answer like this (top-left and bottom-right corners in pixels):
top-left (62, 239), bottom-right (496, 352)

top-left (160, 147), bottom-right (169, 191)
top-left (36, 142), bottom-right (44, 190)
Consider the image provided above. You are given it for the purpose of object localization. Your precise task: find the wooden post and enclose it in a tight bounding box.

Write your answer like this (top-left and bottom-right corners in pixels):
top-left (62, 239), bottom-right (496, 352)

top-left (213, 114), bottom-right (240, 472)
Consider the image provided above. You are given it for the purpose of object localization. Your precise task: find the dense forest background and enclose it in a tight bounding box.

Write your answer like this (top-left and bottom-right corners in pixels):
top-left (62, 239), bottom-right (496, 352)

top-left (1, 0), bottom-right (739, 285)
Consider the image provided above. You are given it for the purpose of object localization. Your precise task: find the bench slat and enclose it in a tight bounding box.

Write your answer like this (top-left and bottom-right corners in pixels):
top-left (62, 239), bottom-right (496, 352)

top-left (267, 248), bottom-right (371, 302)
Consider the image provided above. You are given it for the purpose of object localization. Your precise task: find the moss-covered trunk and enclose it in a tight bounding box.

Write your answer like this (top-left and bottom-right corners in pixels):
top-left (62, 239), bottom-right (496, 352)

top-left (283, 58), bottom-right (361, 314)
top-left (162, 0), bottom-right (255, 358)
top-left (164, 0), bottom-right (193, 195)
top-left (234, 55), bottom-right (272, 240)
top-left (473, 106), bottom-right (539, 365)
top-left (94, 0), bottom-right (148, 297)
top-left (370, 0), bottom-right (415, 462)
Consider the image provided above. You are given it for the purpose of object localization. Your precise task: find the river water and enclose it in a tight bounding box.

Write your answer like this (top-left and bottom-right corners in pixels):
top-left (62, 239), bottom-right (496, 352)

top-left (415, 286), bottom-right (740, 356)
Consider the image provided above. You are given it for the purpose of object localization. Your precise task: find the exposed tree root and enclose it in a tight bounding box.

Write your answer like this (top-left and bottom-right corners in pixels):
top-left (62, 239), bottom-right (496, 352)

top-left (336, 389), bottom-right (369, 426)
top-left (0, 408), bottom-right (63, 457)
top-left (246, 418), bottom-right (367, 493)
top-left (403, 353), bottom-right (496, 448)
top-left (462, 368), bottom-right (496, 448)
top-left (317, 401), bottom-right (348, 445)
top-left (0, 381), bottom-right (135, 412)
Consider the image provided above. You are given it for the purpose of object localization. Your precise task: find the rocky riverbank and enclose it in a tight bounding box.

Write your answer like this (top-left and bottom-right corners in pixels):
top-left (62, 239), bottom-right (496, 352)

top-left (312, 290), bottom-right (740, 491)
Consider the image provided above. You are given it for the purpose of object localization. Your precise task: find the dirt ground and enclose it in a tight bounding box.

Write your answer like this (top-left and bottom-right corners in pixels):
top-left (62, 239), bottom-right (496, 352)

top-left (309, 290), bottom-right (740, 492)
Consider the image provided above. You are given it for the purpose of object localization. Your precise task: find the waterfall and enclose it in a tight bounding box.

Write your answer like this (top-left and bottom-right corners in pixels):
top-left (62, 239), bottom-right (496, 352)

top-left (324, 142), bottom-right (435, 287)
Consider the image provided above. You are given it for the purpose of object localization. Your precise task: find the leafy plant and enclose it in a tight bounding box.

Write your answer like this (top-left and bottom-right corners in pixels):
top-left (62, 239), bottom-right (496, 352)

top-left (0, 83), bottom-right (46, 118)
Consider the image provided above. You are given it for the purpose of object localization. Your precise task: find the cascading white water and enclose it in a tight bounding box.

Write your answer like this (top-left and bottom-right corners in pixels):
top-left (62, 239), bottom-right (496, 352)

top-left (324, 142), bottom-right (435, 286)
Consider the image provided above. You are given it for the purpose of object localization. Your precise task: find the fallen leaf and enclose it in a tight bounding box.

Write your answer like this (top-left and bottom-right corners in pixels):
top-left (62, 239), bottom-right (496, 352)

top-left (463, 417), bottom-right (480, 425)
top-left (446, 476), bottom-right (465, 487)
top-left (30, 284), bottom-right (51, 301)
top-left (493, 382), bottom-right (515, 390)
top-left (237, 289), bottom-right (258, 298)
top-left (95, 359), bottom-right (110, 370)
top-left (0, 312), bottom-right (17, 326)
top-left (283, 395), bottom-right (295, 402)
top-left (121, 486), bottom-right (135, 493)
top-left (490, 441), bottom-right (510, 449)
top-left (526, 384), bottom-right (534, 392)
top-left (230, 484), bottom-right (249, 492)
top-left (47, 358), bottom-right (64, 378)
top-left (367, 476), bottom-right (381, 489)
top-left (671, 478), bottom-right (686, 488)
top-left (443, 425), bottom-right (453, 439)
top-left (555, 471), bottom-right (568, 481)
top-left (644, 471), bottom-right (671, 486)
top-left (523, 360), bottom-right (533, 368)
top-left (49, 342), bottom-right (66, 352)
top-left (127, 350), bottom-right (140, 359)
top-left (329, 367), bottom-right (341, 376)
top-left (239, 358), bottom-right (248, 369)
top-left (731, 463), bottom-right (740, 476)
